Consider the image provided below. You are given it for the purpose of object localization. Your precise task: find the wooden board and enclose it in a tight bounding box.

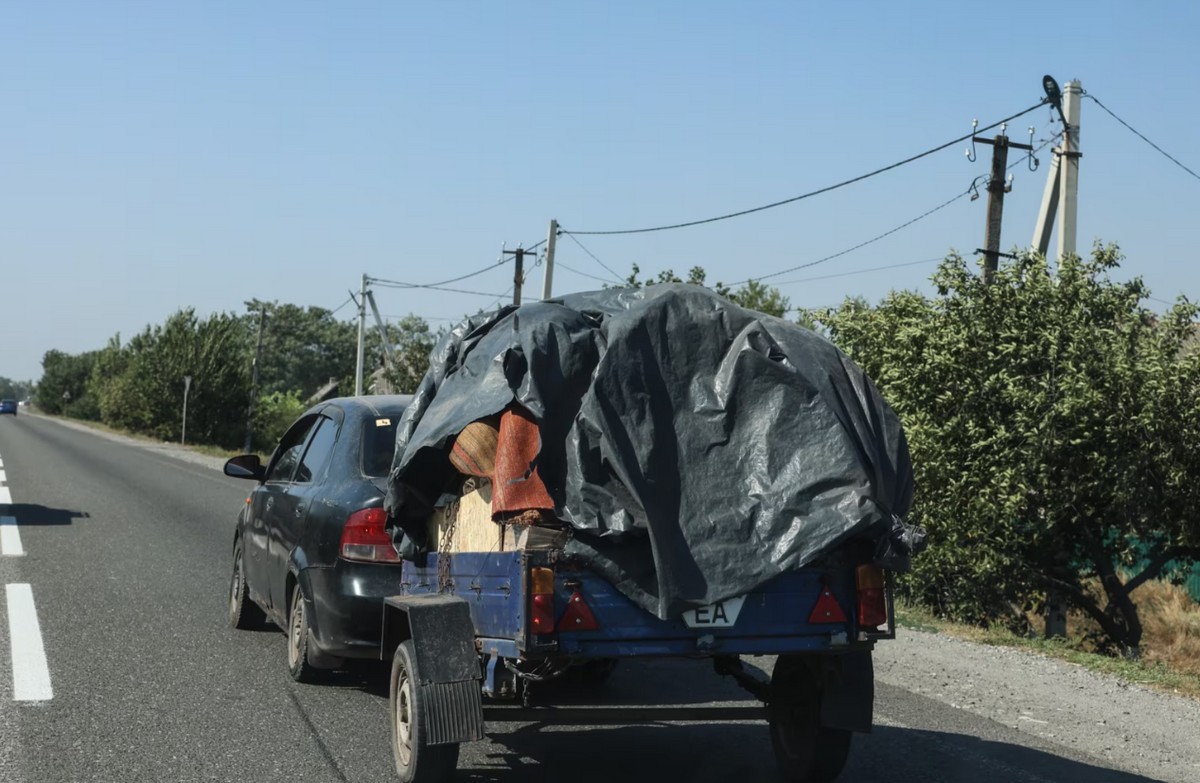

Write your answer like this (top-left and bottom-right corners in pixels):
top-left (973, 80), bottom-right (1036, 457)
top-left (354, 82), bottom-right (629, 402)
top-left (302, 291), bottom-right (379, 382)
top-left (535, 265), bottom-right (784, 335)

top-left (427, 481), bottom-right (507, 553)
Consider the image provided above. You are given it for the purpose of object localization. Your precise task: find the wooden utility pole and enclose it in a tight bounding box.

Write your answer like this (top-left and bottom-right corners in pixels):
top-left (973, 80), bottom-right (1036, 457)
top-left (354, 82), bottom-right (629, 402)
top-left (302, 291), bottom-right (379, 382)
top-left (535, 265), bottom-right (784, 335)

top-left (354, 274), bottom-right (367, 396)
top-left (975, 125), bottom-right (1033, 283)
top-left (504, 247), bottom-right (528, 306)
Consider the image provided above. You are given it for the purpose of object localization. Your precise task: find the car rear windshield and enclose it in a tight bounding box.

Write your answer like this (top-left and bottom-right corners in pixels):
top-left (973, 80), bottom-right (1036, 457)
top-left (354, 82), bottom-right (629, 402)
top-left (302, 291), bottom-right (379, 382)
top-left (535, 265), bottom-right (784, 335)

top-left (361, 417), bottom-right (400, 477)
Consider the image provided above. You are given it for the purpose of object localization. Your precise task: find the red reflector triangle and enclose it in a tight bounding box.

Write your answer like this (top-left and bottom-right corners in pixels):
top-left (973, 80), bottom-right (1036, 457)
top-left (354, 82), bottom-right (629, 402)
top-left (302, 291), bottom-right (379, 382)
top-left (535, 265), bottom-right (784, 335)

top-left (808, 587), bottom-right (848, 624)
top-left (557, 591), bottom-right (599, 632)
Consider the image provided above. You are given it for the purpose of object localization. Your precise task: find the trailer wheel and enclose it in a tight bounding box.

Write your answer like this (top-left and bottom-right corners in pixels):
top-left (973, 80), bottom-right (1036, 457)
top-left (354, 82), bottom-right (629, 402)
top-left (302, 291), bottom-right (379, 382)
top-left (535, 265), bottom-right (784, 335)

top-left (391, 640), bottom-right (460, 783)
top-left (768, 656), bottom-right (852, 783)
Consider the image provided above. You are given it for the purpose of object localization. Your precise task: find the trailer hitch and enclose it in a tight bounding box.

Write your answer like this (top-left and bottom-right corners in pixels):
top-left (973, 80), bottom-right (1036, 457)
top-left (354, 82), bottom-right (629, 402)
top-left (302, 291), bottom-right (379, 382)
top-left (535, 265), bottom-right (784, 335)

top-left (713, 656), bottom-right (771, 702)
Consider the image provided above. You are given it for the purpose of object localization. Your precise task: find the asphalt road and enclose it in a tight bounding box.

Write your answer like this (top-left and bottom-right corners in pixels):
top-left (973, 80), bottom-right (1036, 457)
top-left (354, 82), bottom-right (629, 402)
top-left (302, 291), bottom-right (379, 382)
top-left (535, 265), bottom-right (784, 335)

top-left (0, 414), bottom-right (1174, 782)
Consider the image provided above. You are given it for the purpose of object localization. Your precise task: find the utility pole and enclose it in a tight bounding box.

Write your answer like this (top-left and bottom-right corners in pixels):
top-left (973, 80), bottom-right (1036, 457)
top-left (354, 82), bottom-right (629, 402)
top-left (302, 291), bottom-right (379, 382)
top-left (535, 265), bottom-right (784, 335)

top-left (1032, 77), bottom-right (1083, 260)
top-left (354, 274), bottom-right (367, 396)
top-left (181, 375), bottom-right (192, 446)
top-left (504, 248), bottom-right (527, 306)
top-left (243, 307), bottom-right (267, 452)
top-left (366, 290), bottom-right (395, 372)
top-left (541, 219), bottom-right (558, 300)
top-left (974, 124), bottom-right (1033, 283)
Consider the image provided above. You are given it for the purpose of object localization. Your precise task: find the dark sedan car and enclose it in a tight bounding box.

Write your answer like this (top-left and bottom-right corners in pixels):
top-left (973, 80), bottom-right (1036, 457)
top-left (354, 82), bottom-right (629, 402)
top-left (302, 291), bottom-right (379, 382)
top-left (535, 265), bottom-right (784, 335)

top-left (224, 394), bottom-right (411, 682)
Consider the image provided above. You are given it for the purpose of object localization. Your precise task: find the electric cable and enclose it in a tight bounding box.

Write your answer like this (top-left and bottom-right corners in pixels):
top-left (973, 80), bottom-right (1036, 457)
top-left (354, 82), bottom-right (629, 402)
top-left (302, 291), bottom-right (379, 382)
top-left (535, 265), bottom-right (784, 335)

top-left (1085, 93), bottom-right (1200, 182)
top-left (559, 230), bottom-right (626, 282)
top-left (566, 100), bottom-right (1048, 235)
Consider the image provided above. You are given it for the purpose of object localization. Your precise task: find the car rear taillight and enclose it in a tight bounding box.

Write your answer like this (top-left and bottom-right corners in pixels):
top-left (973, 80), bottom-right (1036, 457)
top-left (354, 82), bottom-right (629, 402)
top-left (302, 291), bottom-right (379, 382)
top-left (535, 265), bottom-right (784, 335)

top-left (530, 567), bottom-right (556, 635)
top-left (856, 564), bottom-right (888, 628)
top-left (339, 507), bottom-right (400, 563)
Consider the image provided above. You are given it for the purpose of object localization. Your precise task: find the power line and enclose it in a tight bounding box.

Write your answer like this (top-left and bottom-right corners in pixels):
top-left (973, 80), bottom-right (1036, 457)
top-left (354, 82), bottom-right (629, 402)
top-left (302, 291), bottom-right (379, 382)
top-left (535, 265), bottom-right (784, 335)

top-left (367, 237), bottom-right (548, 291)
top-left (772, 257), bottom-right (944, 287)
top-left (728, 189), bottom-right (971, 286)
top-left (557, 261), bottom-right (619, 285)
top-left (1085, 93), bottom-right (1200, 182)
top-left (329, 294), bottom-right (356, 315)
top-left (370, 281), bottom-right (508, 297)
top-left (566, 99), bottom-right (1048, 236)
top-left (559, 230), bottom-right (626, 282)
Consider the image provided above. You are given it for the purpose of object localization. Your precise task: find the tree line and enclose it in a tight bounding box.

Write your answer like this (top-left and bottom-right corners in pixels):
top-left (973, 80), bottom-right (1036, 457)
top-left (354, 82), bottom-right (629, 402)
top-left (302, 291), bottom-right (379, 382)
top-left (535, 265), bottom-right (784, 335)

top-left (25, 252), bottom-right (1200, 654)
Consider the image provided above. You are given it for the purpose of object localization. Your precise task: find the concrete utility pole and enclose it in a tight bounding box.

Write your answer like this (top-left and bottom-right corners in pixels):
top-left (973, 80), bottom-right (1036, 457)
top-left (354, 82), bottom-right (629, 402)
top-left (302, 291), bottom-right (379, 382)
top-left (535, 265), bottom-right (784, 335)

top-left (541, 219), bottom-right (558, 300)
top-left (181, 375), bottom-right (192, 446)
top-left (366, 290), bottom-right (394, 372)
top-left (354, 274), bottom-right (367, 396)
top-left (975, 125), bottom-right (1033, 283)
top-left (1032, 78), bottom-right (1083, 259)
top-left (504, 248), bottom-right (527, 306)
top-left (243, 307), bottom-right (267, 452)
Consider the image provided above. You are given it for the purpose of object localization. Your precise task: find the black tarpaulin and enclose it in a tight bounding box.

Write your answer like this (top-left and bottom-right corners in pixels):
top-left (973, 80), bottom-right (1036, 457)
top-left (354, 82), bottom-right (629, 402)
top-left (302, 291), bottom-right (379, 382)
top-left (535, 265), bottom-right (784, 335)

top-left (386, 284), bottom-right (920, 620)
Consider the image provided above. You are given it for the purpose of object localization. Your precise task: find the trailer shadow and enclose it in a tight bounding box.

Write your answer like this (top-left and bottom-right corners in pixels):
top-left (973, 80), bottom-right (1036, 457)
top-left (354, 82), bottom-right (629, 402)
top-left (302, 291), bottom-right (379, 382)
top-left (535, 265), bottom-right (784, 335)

top-left (0, 503), bottom-right (90, 525)
top-left (461, 723), bottom-right (1168, 783)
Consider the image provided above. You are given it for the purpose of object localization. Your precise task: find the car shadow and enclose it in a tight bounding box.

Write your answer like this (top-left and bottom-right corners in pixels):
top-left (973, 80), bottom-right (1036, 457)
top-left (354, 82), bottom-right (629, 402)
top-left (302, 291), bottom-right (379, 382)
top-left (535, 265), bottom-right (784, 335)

top-left (0, 503), bottom-right (90, 525)
top-left (458, 723), bottom-right (1168, 783)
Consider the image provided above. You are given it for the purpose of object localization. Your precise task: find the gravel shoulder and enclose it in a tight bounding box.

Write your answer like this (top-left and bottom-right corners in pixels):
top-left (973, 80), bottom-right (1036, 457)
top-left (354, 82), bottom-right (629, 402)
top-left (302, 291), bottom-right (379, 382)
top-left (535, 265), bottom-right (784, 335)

top-left (875, 627), bottom-right (1200, 782)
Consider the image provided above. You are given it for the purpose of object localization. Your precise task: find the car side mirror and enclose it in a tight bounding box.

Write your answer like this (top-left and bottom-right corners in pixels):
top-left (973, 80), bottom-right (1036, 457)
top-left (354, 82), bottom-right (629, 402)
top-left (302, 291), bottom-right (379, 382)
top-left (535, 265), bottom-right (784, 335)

top-left (224, 454), bottom-right (266, 482)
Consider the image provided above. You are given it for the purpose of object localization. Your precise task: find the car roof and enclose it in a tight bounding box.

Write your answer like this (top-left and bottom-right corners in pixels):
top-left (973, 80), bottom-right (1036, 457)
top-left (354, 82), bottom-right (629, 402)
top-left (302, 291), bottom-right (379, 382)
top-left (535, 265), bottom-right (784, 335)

top-left (307, 394), bottom-right (412, 420)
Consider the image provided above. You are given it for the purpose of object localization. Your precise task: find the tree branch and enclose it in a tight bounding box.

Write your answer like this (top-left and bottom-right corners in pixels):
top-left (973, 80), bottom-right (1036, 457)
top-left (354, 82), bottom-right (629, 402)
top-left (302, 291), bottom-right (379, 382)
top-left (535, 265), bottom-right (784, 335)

top-left (1126, 545), bottom-right (1200, 593)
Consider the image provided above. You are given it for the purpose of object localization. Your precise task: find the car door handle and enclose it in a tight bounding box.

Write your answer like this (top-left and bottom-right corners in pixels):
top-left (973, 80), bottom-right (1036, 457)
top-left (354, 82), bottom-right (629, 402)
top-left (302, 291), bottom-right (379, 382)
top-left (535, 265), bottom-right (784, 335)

top-left (294, 506), bottom-right (305, 518)
top-left (265, 498), bottom-right (274, 512)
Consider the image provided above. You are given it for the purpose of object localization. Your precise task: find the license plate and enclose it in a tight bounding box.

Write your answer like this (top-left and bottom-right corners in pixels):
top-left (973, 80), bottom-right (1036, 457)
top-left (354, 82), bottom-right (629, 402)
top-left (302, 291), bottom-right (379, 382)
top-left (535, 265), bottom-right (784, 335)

top-left (681, 596), bottom-right (746, 628)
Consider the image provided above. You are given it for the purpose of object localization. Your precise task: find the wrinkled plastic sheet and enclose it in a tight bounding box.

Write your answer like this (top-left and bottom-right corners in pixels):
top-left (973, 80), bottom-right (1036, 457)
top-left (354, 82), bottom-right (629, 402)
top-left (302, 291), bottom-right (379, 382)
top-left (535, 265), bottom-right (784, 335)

top-left (386, 284), bottom-right (919, 620)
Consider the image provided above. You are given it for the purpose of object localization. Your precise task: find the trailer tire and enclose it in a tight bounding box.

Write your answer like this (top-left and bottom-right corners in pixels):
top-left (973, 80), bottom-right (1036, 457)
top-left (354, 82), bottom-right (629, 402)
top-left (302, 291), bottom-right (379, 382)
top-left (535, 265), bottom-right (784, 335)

top-left (391, 640), bottom-right (460, 783)
top-left (768, 656), bottom-right (852, 782)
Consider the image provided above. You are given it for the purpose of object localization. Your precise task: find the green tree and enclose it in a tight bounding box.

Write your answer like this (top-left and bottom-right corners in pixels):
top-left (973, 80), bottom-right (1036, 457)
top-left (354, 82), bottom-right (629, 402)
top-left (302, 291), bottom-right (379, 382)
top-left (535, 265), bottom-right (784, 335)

top-left (0, 377), bottom-right (33, 401)
top-left (243, 300), bottom-right (357, 398)
top-left (619, 264), bottom-right (791, 318)
top-left (817, 246), bottom-right (1200, 655)
top-left (36, 350), bottom-right (100, 417)
top-left (377, 315), bottom-right (437, 394)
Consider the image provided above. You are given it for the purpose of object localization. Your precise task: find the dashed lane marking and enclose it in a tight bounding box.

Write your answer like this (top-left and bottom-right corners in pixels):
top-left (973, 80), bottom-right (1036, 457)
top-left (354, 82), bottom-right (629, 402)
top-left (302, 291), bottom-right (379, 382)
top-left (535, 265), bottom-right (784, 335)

top-left (0, 486), bottom-right (10, 505)
top-left (0, 517), bottom-right (21, 556)
top-left (6, 584), bottom-right (54, 701)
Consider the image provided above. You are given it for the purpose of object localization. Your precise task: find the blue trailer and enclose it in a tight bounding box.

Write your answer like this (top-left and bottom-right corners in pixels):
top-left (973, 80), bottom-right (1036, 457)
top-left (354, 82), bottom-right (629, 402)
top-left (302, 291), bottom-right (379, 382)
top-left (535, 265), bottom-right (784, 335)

top-left (378, 542), bottom-right (893, 782)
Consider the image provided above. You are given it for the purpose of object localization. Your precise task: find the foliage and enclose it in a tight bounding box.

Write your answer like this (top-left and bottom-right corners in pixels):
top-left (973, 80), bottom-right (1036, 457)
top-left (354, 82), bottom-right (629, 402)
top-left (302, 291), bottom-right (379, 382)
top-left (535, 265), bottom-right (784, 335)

top-left (0, 377), bottom-right (33, 401)
top-left (252, 390), bottom-right (307, 452)
top-left (243, 300), bottom-right (358, 399)
top-left (377, 315), bottom-right (438, 394)
top-left (36, 350), bottom-right (100, 417)
top-left (96, 309), bottom-right (251, 447)
top-left (817, 246), bottom-right (1200, 655)
top-left (620, 263), bottom-right (792, 318)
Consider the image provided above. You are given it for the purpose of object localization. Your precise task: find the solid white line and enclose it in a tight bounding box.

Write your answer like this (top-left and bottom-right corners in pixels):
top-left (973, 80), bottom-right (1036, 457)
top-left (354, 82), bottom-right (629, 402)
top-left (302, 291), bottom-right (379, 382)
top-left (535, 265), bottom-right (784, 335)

top-left (0, 517), bottom-right (21, 557)
top-left (6, 584), bottom-right (54, 701)
top-left (0, 486), bottom-right (10, 505)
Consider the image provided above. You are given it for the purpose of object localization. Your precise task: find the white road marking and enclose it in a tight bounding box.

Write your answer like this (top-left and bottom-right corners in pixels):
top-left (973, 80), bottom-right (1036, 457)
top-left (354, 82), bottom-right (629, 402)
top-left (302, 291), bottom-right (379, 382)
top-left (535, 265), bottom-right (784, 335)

top-left (0, 486), bottom-right (10, 505)
top-left (6, 584), bottom-right (54, 701)
top-left (0, 517), bottom-right (22, 556)
top-left (0, 469), bottom-right (7, 483)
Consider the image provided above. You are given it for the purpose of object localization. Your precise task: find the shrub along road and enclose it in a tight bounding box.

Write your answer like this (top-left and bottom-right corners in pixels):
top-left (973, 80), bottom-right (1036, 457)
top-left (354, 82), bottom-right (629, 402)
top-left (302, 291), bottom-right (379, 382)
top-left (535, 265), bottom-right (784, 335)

top-left (0, 413), bottom-right (1196, 782)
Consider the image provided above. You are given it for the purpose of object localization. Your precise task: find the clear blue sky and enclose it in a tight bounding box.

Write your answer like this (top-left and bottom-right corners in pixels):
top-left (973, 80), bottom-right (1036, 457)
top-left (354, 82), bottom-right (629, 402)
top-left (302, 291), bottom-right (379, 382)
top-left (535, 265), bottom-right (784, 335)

top-left (3, 1), bottom-right (1197, 381)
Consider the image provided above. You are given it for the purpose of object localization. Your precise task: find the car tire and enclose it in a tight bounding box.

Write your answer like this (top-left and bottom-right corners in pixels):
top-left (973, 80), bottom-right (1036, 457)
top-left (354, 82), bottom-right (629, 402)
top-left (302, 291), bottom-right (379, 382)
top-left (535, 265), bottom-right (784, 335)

top-left (391, 640), bottom-right (460, 783)
top-left (228, 540), bottom-right (265, 630)
top-left (287, 582), bottom-right (325, 683)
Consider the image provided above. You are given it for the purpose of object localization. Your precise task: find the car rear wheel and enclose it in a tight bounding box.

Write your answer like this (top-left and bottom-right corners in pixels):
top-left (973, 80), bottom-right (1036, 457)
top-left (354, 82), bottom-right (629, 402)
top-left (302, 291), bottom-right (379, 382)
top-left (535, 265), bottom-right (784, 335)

top-left (228, 540), bottom-right (265, 630)
top-left (287, 582), bottom-right (324, 683)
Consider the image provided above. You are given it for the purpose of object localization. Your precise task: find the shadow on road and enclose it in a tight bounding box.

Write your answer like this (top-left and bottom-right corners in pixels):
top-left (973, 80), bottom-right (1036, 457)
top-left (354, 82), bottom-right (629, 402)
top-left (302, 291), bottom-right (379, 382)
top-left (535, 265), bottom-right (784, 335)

top-left (460, 722), bottom-right (1167, 783)
top-left (0, 503), bottom-right (90, 525)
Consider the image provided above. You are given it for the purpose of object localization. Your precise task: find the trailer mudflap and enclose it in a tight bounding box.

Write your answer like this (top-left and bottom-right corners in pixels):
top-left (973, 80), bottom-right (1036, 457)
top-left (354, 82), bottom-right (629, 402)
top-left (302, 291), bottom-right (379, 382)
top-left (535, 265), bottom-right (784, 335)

top-left (382, 594), bottom-right (484, 745)
top-left (819, 650), bottom-right (874, 732)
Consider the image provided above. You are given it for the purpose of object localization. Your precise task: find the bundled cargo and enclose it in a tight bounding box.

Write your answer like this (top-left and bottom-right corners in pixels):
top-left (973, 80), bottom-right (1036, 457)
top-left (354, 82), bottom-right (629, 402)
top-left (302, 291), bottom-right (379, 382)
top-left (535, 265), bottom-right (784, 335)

top-left (386, 284), bottom-right (922, 620)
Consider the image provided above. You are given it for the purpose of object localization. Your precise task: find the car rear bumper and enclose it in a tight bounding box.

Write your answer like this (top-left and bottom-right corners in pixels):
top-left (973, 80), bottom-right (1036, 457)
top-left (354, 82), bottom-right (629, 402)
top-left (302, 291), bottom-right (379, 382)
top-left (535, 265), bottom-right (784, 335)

top-left (302, 560), bottom-right (404, 659)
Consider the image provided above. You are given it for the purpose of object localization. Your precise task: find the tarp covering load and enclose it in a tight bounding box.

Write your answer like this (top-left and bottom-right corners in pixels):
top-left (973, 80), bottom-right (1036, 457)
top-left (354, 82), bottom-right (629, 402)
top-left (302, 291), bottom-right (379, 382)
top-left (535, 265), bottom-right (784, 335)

top-left (385, 284), bottom-right (921, 620)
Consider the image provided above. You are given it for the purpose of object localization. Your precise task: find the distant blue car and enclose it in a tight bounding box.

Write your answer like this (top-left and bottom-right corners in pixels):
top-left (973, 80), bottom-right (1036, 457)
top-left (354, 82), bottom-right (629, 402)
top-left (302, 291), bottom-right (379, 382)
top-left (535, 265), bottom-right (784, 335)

top-left (0, 399), bottom-right (16, 415)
